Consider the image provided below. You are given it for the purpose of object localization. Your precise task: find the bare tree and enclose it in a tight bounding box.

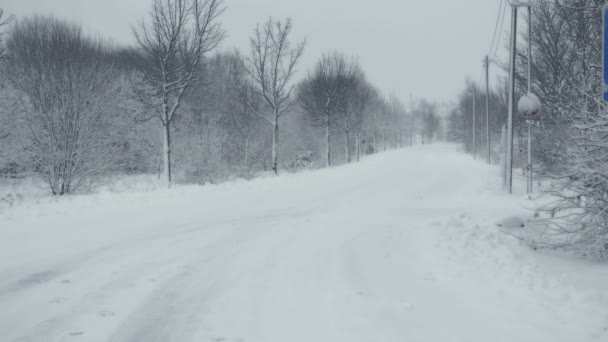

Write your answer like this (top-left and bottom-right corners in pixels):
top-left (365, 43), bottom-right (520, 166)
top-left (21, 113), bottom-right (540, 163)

top-left (0, 9), bottom-right (15, 174)
top-left (335, 65), bottom-right (369, 163)
top-left (226, 52), bottom-right (267, 177)
top-left (0, 9), bottom-right (13, 60)
top-left (169, 52), bottom-right (270, 184)
top-left (390, 95), bottom-right (409, 148)
top-left (366, 94), bottom-right (387, 153)
top-left (132, 0), bottom-right (225, 185)
top-left (6, 17), bottom-right (123, 195)
top-left (417, 100), bottom-right (440, 144)
top-left (297, 52), bottom-right (355, 167)
top-left (244, 17), bottom-right (305, 174)
top-left (348, 76), bottom-right (374, 162)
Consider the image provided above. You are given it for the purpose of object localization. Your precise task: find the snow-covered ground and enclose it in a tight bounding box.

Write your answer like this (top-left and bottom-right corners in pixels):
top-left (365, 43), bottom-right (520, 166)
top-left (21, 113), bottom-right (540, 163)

top-left (1, 144), bottom-right (607, 342)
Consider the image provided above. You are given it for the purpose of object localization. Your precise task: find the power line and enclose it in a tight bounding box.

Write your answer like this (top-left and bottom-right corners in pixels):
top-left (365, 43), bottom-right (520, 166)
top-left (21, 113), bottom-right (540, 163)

top-left (492, 0), bottom-right (509, 59)
top-left (482, 0), bottom-right (508, 88)
top-left (488, 0), bottom-right (505, 56)
top-left (478, 1), bottom-right (508, 110)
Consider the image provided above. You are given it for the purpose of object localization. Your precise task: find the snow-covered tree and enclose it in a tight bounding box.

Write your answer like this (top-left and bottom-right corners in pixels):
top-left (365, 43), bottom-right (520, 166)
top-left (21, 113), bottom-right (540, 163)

top-left (6, 17), bottom-right (126, 194)
top-left (297, 52), bottom-right (357, 167)
top-left (333, 65), bottom-right (372, 163)
top-left (225, 52), bottom-right (269, 178)
top-left (342, 71), bottom-right (374, 162)
top-left (172, 52), bottom-right (270, 183)
top-left (448, 79), bottom-right (506, 160)
top-left (244, 17), bottom-right (305, 175)
top-left (418, 100), bottom-right (440, 144)
top-left (132, 0), bottom-right (225, 185)
top-left (520, 0), bottom-right (608, 258)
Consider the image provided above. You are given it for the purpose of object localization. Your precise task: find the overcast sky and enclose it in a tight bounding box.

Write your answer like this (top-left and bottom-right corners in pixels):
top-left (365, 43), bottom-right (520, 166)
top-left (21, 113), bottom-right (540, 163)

top-left (3, 0), bottom-right (504, 104)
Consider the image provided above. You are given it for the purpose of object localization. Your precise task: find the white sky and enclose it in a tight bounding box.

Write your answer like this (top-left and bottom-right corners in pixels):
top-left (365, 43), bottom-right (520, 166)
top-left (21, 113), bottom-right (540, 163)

top-left (3, 0), bottom-right (505, 103)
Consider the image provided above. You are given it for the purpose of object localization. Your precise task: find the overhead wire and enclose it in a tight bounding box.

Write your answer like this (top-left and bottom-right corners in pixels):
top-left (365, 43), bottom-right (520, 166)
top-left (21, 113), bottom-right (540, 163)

top-left (488, 0), bottom-right (505, 57)
top-left (492, 0), bottom-right (509, 59)
top-left (478, 0), bottom-right (507, 87)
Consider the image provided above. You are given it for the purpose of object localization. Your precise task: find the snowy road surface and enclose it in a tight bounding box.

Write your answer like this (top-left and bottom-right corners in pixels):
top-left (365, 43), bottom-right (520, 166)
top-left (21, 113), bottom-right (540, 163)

top-left (1, 144), bottom-right (607, 342)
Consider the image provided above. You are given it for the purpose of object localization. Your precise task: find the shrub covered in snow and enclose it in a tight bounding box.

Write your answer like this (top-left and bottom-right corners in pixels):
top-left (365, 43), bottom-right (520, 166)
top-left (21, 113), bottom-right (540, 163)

top-left (289, 151), bottom-right (314, 171)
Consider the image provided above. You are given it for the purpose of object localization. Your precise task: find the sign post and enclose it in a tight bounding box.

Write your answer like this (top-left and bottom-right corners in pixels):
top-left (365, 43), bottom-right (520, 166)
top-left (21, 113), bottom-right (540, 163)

top-left (517, 94), bottom-right (541, 194)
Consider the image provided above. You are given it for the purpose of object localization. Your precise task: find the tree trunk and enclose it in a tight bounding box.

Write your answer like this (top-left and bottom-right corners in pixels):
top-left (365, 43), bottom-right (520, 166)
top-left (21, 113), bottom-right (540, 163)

top-left (345, 131), bottom-right (351, 163)
top-left (220, 129), bottom-right (225, 177)
top-left (244, 135), bottom-right (250, 169)
top-left (326, 121), bottom-right (331, 167)
top-left (383, 131), bottom-right (386, 151)
top-left (163, 122), bottom-right (172, 185)
top-left (272, 113), bottom-right (279, 175)
top-left (410, 117), bottom-right (414, 146)
top-left (373, 128), bottom-right (377, 153)
top-left (373, 112), bottom-right (378, 153)
top-left (356, 132), bottom-right (361, 162)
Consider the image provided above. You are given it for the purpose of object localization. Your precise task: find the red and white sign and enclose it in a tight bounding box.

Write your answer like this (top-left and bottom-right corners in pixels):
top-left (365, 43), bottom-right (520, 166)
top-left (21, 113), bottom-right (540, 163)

top-left (517, 94), bottom-right (541, 118)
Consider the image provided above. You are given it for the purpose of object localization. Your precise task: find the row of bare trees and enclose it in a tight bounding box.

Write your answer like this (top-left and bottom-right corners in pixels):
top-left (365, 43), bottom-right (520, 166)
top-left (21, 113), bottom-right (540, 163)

top-left (132, 0), bottom-right (308, 179)
top-left (297, 53), bottom-right (446, 167)
top-left (297, 53), bottom-right (368, 167)
top-left (0, 0), bottom-right (421, 195)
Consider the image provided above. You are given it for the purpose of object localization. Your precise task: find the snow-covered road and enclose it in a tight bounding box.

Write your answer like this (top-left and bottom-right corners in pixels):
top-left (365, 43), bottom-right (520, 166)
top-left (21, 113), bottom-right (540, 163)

top-left (1, 144), bottom-right (607, 342)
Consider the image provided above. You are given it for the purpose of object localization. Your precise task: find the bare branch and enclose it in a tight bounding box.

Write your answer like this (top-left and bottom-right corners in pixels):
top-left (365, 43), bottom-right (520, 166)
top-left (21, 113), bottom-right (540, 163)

top-left (0, 9), bottom-right (14, 60)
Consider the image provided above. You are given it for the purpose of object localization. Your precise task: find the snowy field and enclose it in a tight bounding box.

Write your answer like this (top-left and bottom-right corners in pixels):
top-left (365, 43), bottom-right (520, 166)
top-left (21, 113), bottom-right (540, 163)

top-left (1, 144), bottom-right (607, 342)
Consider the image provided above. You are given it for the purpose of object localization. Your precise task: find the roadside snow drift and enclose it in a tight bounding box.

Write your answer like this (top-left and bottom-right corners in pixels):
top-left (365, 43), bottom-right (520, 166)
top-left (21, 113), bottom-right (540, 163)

top-left (1, 144), bottom-right (607, 342)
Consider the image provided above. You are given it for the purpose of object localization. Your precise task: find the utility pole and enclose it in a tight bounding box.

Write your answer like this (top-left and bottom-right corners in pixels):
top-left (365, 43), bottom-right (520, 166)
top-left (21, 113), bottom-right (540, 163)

top-left (485, 55), bottom-right (491, 165)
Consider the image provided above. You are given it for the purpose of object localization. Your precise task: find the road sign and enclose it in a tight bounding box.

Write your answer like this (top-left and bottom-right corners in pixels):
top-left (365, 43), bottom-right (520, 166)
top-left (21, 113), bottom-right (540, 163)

top-left (604, 5), bottom-right (608, 101)
top-left (517, 94), bottom-right (541, 118)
